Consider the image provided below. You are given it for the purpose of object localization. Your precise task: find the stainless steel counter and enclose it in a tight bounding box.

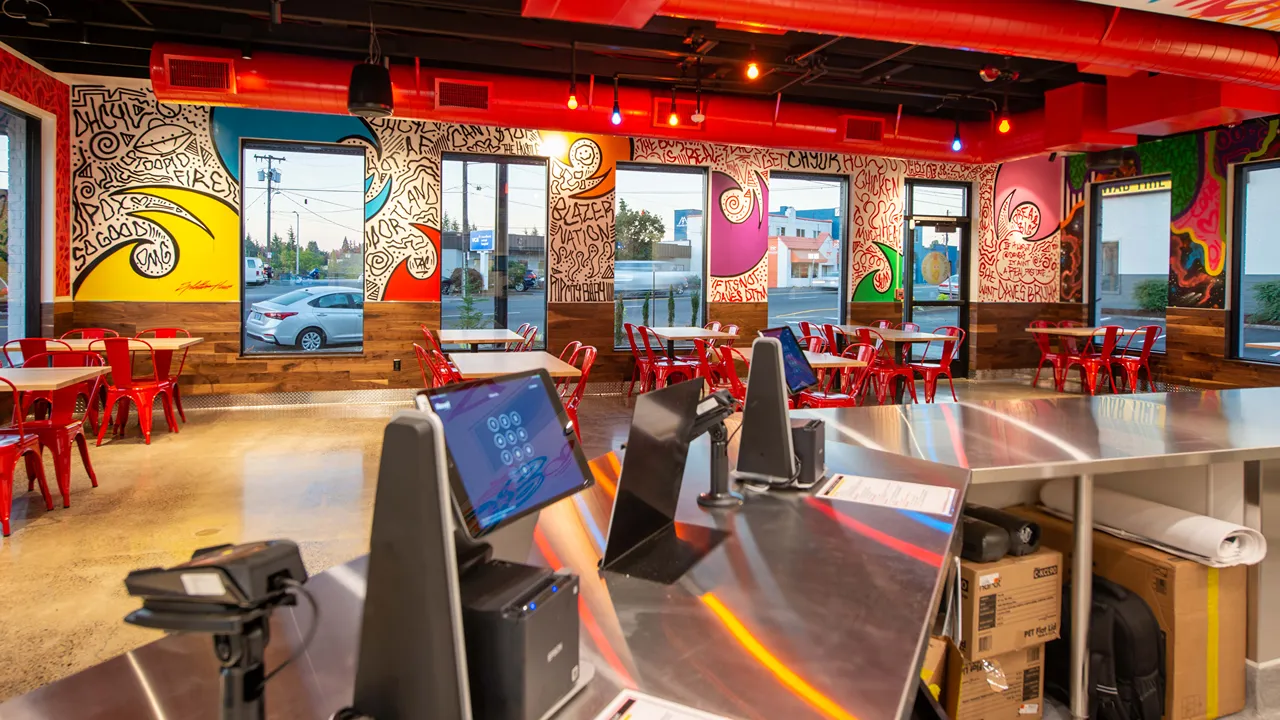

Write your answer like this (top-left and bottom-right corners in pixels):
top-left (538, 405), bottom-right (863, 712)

top-left (0, 438), bottom-right (970, 720)
top-left (798, 388), bottom-right (1280, 483)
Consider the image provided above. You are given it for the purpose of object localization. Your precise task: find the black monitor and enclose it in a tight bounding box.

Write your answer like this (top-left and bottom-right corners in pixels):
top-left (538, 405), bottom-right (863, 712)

top-left (759, 326), bottom-right (820, 395)
top-left (424, 370), bottom-right (594, 538)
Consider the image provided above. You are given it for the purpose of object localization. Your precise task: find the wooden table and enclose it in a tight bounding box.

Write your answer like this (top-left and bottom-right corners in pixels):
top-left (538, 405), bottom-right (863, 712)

top-left (648, 327), bottom-right (738, 357)
top-left (738, 347), bottom-right (866, 369)
top-left (53, 337), bottom-right (205, 352)
top-left (0, 367), bottom-right (110, 391)
top-left (450, 351), bottom-right (581, 379)
top-left (1023, 327), bottom-right (1139, 338)
top-left (438, 329), bottom-right (524, 352)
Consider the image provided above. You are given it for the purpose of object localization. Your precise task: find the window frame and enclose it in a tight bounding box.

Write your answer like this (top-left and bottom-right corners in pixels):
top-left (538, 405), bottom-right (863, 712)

top-left (1087, 173), bottom-right (1172, 354)
top-left (612, 162), bottom-right (710, 350)
top-left (903, 179), bottom-right (971, 374)
top-left (0, 101), bottom-right (42, 338)
top-left (765, 171), bottom-right (849, 331)
top-left (238, 138), bottom-right (368, 357)
top-left (440, 152), bottom-right (550, 350)
top-left (1229, 157), bottom-right (1280, 364)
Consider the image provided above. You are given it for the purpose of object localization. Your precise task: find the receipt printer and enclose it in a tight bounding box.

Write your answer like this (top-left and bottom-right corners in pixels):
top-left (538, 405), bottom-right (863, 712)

top-left (460, 559), bottom-right (581, 720)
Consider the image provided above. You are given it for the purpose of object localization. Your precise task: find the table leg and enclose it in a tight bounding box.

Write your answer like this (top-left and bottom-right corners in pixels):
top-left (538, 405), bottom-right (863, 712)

top-left (471, 344), bottom-right (481, 353)
top-left (1070, 473), bottom-right (1094, 720)
top-left (667, 340), bottom-right (676, 359)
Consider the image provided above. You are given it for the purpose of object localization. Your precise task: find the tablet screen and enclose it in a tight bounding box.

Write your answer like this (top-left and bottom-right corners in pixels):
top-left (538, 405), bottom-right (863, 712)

top-left (426, 370), bottom-right (594, 537)
top-left (760, 326), bottom-right (820, 394)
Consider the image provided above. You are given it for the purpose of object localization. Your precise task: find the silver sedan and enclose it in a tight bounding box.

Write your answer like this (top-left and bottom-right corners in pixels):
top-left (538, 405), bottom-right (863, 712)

top-left (244, 286), bottom-right (364, 351)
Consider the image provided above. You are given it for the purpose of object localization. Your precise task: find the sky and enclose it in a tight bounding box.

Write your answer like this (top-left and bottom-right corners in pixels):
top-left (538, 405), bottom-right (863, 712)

top-left (240, 147), bottom-right (365, 254)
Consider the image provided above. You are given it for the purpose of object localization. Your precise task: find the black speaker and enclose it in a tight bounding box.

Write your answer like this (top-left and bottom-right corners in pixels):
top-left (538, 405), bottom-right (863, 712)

top-left (790, 418), bottom-right (826, 489)
top-left (348, 61), bottom-right (394, 118)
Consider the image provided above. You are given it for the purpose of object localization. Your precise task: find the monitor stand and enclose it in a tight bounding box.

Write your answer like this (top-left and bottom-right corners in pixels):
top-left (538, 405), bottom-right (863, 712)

top-left (733, 337), bottom-right (798, 487)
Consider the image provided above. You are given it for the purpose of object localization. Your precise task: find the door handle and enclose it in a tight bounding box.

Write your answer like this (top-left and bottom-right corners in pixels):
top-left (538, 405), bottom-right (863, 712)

top-left (316, 313), bottom-right (328, 317)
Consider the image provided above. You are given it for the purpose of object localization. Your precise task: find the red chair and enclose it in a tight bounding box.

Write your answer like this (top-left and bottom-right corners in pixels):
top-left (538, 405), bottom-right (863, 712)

top-left (910, 327), bottom-right (965, 403)
top-left (840, 342), bottom-right (880, 404)
top-left (897, 322), bottom-right (921, 332)
top-left (719, 324), bottom-right (741, 347)
top-left (796, 346), bottom-right (862, 407)
top-left (693, 339), bottom-right (731, 392)
top-left (90, 338), bottom-right (180, 445)
top-left (717, 346), bottom-right (750, 407)
top-left (61, 328), bottom-right (120, 340)
top-left (623, 323), bottom-right (650, 397)
top-left (507, 323), bottom-right (532, 352)
top-left (799, 321), bottom-right (822, 340)
top-left (1029, 320), bottom-right (1065, 391)
top-left (859, 328), bottom-right (917, 404)
top-left (12, 352), bottom-right (102, 507)
top-left (1064, 325), bottom-right (1122, 395)
top-left (638, 326), bottom-right (695, 390)
top-left (1112, 325), bottom-right (1161, 393)
top-left (413, 343), bottom-right (435, 389)
top-left (556, 341), bottom-right (583, 397)
top-left (516, 325), bottom-right (538, 352)
top-left (0, 377), bottom-right (52, 537)
top-left (427, 348), bottom-right (464, 387)
top-left (1057, 319), bottom-right (1090, 358)
top-left (2, 338), bottom-right (72, 422)
top-left (420, 325), bottom-right (445, 355)
top-left (136, 328), bottom-right (190, 423)
top-left (871, 320), bottom-right (894, 330)
top-left (562, 345), bottom-right (597, 441)
top-left (703, 321), bottom-right (722, 333)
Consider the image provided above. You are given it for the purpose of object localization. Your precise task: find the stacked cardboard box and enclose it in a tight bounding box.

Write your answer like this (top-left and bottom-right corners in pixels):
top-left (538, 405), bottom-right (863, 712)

top-left (1008, 506), bottom-right (1246, 720)
top-left (945, 547), bottom-right (1062, 719)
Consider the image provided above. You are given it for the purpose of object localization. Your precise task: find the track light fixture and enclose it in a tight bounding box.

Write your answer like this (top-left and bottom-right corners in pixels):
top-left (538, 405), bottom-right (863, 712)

top-left (567, 42), bottom-right (579, 110)
top-left (611, 76), bottom-right (622, 126)
top-left (668, 87), bottom-right (679, 126)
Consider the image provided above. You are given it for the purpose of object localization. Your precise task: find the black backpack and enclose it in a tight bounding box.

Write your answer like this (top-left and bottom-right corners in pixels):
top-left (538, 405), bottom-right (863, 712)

top-left (1046, 575), bottom-right (1166, 720)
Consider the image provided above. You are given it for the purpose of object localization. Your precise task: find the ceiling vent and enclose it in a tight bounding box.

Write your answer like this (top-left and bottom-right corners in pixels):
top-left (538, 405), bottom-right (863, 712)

top-left (165, 55), bottom-right (234, 92)
top-left (842, 115), bottom-right (885, 143)
top-left (436, 79), bottom-right (491, 110)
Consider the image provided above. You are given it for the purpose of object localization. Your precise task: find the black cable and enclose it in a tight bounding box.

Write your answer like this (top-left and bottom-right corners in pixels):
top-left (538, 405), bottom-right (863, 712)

top-left (261, 579), bottom-right (319, 686)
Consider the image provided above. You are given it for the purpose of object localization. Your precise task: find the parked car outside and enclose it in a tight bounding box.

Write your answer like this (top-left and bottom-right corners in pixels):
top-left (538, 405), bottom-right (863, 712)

top-left (245, 257), bottom-right (266, 286)
top-left (937, 273), bottom-right (961, 300)
top-left (245, 286), bottom-right (363, 351)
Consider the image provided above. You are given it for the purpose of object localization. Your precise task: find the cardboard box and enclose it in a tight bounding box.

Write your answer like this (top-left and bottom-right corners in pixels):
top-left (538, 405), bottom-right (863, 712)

top-left (945, 641), bottom-right (1045, 720)
top-left (959, 548), bottom-right (1062, 660)
top-left (921, 636), bottom-right (948, 700)
top-left (1009, 506), bottom-right (1246, 720)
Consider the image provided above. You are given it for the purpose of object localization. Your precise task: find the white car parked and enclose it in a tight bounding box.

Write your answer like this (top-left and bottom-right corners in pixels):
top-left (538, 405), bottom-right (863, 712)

top-left (245, 286), bottom-right (363, 351)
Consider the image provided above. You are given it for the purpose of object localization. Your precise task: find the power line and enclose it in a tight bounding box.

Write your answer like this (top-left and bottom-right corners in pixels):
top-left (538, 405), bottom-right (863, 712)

top-left (279, 192), bottom-right (364, 234)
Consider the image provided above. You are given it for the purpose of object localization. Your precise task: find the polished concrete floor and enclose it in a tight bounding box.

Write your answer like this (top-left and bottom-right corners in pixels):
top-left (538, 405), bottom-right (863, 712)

top-left (0, 379), bottom-right (1058, 700)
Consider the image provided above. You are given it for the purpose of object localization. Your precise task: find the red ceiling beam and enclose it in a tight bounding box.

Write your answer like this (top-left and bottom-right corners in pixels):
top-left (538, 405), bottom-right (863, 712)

top-left (521, 0), bottom-right (667, 28)
top-left (1106, 75), bottom-right (1280, 136)
top-left (653, 0), bottom-right (1280, 89)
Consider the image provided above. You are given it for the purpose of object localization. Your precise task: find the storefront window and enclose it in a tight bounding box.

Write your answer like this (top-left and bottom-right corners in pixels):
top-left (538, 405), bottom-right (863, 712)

top-left (0, 104), bottom-right (35, 343)
top-left (1233, 161), bottom-right (1280, 363)
top-left (1090, 177), bottom-right (1171, 353)
top-left (766, 173), bottom-right (846, 333)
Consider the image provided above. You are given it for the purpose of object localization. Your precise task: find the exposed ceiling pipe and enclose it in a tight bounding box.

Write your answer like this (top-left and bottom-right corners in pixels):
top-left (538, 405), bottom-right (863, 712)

top-left (150, 42), bottom-right (1040, 162)
top-left (654, 0), bottom-right (1280, 89)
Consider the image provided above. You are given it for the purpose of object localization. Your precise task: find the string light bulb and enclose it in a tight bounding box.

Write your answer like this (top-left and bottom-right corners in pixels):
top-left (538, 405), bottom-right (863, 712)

top-left (668, 87), bottom-right (679, 126)
top-left (566, 41), bottom-right (578, 110)
top-left (690, 58), bottom-right (706, 124)
top-left (951, 119), bottom-right (963, 152)
top-left (997, 91), bottom-right (1011, 134)
top-left (610, 76), bottom-right (622, 125)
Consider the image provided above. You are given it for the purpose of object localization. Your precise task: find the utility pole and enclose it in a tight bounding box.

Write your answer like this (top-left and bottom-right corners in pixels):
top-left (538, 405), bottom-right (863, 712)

top-left (293, 210), bottom-right (301, 278)
top-left (461, 161), bottom-right (470, 300)
top-left (254, 154), bottom-right (286, 274)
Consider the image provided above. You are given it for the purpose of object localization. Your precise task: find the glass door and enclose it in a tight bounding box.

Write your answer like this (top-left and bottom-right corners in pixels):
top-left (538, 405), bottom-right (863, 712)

top-left (442, 155), bottom-right (548, 348)
top-left (0, 103), bottom-right (38, 342)
top-left (903, 181), bottom-right (969, 368)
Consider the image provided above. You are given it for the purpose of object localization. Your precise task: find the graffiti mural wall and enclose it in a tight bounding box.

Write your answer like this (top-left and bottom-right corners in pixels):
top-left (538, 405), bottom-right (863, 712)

top-left (1063, 125), bottom-right (1272, 310)
top-left (70, 80), bottom-right (1065, 307)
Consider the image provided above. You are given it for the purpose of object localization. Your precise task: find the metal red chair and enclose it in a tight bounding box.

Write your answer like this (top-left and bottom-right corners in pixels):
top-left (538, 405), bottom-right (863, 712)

top-left (1057, 319), bottom-right (1090, 358)
top-left (561, 345), bottom-right (597, 441)
top-left (871, 320), bottom-right (894, 329)
top-left (516, 325), bottom-right (538, 351)
top-left (1064, 325), bottom-right (1123, 395)
top-left (413, 343), bottom-right (434, 389)
top-left (692, 339), bottom-right (731, 392)
top-left (2, 338), bottom-right (72, 422)
top-left (426, 348), bottom-right (464, 387)
top-left (703, 321), bottom-right (722, 333)
top-left (840, 342), bottom-right (880, 405)
top-left (61, 328), bottom-right (119, 340)
top-left (719, 323), bottom-right (740, 347)
top-left (0, 377), bottom-right (51, 537)
top-left (11, 351), bottom-right (102, 507)
top-left (623, 323), bottom-right (649, 397)
top-left (858, 327), bottom-right (917, 404)
top-left (136, 328), bottom-right (190, 423)
top-left (420, 325), bottom-right (445, 355)
top-left (1029, 320), bottom-right (1065, 391)
top-left (910, 326), bottom-right (965, 403)
top-left (897, 322), bottom-right (921, 332)
top-left (717, 345), bottom-right (750, 407)
top-left (507, 323), bottom-right (533, 352)
top-left (556, 341), bottom-right (583, 397)
top-left (90, 338), bottom-right (180, 445)
top-left (1112, 325), bottom-right (1161, 393)
top-left (637, 326), bottom-right (695, 390)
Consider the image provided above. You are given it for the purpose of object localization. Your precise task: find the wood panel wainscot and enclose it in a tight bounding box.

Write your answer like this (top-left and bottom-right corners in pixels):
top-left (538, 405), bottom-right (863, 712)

top-left (1156, 306), bottom-right (1280, 389)
top-left (969, 302), bottom-right (1087, 371)
top-left (547, 302), bottom-right (631, 384)
top-left (847, 302), bottom-right (903, 327)
top-left (41, 301), bottom-right (74, 338)
top-left (71, 301), bottom-right (440, 395)
top-left (709, 302), bottom-right (767, 342)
